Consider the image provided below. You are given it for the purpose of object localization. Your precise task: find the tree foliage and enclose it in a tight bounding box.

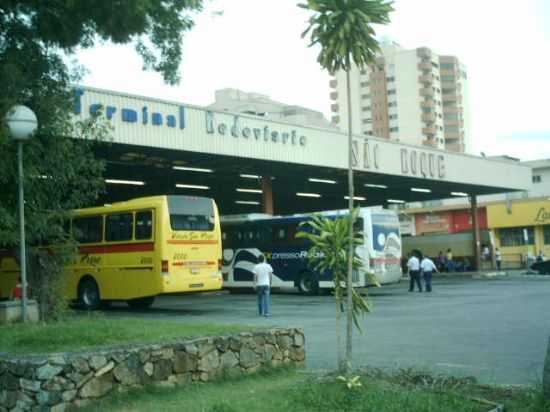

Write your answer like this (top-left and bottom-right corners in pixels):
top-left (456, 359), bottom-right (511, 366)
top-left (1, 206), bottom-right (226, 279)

top-left (0, 1), bottom-right (204, 318)
top-left (0, 0), bottom-right (203, 85)
top-left (297, 210), bottom-right (378, 329)
top-left (300, 0), bottom-right (393, 73)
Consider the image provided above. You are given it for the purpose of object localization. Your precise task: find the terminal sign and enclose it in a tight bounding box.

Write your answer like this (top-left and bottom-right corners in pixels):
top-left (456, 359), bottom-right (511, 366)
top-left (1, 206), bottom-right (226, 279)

top-left (205, 111), bottom-right (307, 147)
top-left (401, 149), bottom-right (445, 179)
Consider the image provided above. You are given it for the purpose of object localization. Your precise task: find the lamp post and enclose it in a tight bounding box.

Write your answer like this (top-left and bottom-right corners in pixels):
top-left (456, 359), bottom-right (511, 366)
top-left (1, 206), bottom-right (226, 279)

top-left (5, 105), bottom-right (38, 322)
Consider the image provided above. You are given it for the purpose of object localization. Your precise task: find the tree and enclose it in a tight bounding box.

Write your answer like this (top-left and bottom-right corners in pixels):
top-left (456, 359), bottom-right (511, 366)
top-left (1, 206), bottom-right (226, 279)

top-left (0, 1), bottom-right (204, 318)
top-left (296, 210), bottom-right (377, 370)
top-left (300, 0), bottom-right (393, 371)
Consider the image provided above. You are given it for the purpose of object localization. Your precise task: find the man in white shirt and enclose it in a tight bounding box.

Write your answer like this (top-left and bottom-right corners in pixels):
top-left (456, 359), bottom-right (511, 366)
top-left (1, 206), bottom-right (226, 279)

top-left (407, 252), bottom-right (422, 292)
top-left (253, 254), bottom-right (273, 317)
top-left (421, 255), bottom-right (438, 292)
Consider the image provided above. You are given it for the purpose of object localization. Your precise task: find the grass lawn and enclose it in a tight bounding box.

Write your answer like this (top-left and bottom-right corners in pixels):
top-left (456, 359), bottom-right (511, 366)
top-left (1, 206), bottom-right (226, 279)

top-left (0, 315), bottom-right (250, 355)
top-left (78, 367), bottom-right (550, 412)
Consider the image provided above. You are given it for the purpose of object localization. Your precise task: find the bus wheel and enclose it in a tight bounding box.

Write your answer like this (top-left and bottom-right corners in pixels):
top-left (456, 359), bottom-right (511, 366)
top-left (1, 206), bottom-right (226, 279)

top-left (78, 278), bottom-right (101, 310)
top-left (298, 272), bottom-right (319, 295)
top-left (126, 296), bottom-right (155, 309)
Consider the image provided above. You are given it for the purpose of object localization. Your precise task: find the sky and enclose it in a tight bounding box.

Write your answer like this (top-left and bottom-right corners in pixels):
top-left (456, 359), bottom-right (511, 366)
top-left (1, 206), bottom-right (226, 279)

top-left (76, 0), bottom-right (550, 161)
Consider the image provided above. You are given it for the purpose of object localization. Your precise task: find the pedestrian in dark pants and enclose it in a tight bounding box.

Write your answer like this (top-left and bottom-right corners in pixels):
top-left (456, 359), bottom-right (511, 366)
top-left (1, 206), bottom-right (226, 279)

top-left (421, 255), bottom-right (438, 292)
top-left (253, 254), bottom-right (273, 317)
top-left (407, 251), bottom-right (422, 292)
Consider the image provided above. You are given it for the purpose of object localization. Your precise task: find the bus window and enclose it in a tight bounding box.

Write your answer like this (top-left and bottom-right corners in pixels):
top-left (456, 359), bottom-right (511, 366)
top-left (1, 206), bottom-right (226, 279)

top-left (354, 218), bottom-right (364, 233)
top-left (168, 196), bottom-right (214, 231)
top-left (272, 226), bottom-right (288, 242)
top-left (135, 210), bottom-right (153, 240)
top-left (106, 213), bottom-right (133, 242)
top-left (73, 216), bottom-right (103, 244)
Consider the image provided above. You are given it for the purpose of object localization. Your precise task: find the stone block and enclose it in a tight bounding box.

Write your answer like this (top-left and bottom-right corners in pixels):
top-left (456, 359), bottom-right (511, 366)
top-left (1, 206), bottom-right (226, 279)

top-left (113, 354), bottom-right (141, 386)
top-left (198, 350), bottom-right (219, 373)
top-left (143, 362), bottom-right (154, 377)
top-left (94, 361), bottom-right (114, 377)
top-left (173, 351), bottom-right (197, 374)
top-left (220, 351), bottom-right (239, 369)
top-left (61, 389), bottom-right (77, 402)
top-left (79, 374), bottom-right (113, 398)
top-left (88, 355), bottom-right (107, 371)
top-left (293, 333), bottom-right (305, 347)
top-left (0, 300), bottom-right (39, 324)
top-left (71, 358), bottom-right (90, 374)
top-left (19, 378), bottom-right (41, 392)
top-left (36, 364), bottom-right (63, 381)
top-left (0, 373), bottom-right (19, 390)
top-left (239, 348), bottom-right (259, 369)
top-left (153, 359), bottom-right (172, 381)
top-left (0, 390), bottom-right (18, 409)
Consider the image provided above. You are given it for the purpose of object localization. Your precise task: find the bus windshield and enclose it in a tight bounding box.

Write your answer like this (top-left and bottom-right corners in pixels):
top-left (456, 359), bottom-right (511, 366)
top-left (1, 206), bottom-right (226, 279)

top-left (168, 196), bottom-right (215, 231)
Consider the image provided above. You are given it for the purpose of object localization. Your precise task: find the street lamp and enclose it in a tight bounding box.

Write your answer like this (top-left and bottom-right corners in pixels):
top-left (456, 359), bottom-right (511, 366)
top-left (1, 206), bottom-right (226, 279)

top-left (5, 105), bottom-right (38, 322)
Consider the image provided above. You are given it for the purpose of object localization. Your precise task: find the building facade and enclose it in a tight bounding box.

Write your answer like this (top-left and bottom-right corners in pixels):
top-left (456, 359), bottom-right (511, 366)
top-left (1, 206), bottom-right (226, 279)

top-left (208, 88), bottom-right (336, 130)
top-left (329, 41), bottom-right (471, 153)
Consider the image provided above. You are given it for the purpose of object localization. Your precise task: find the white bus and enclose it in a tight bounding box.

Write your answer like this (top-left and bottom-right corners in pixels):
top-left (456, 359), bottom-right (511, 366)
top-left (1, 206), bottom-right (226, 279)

top-left (221, 208), bottom-right (402, 294)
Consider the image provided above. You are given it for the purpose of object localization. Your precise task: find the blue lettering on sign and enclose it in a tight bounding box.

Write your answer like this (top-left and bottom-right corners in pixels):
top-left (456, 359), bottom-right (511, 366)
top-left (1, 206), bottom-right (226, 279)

top-left (152, 113), bottom-right (163, 126)
top-left (106, 106), bottom-right (116, 120)
top-left (205, 111), bottom-right (307, 147)
top-left (122, 109), bottom-right (137, 123)
top-left (74, 88), bottom-right (186, 131)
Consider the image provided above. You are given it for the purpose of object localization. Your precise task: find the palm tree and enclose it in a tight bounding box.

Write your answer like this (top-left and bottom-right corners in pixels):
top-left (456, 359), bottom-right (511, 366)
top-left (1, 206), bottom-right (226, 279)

top-left (300, 0), bottom-right (393, 372)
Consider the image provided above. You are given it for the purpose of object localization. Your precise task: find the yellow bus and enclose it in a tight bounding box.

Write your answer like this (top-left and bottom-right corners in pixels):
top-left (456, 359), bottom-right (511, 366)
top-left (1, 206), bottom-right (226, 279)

top-left (0, 195), bottom-right (223, 309)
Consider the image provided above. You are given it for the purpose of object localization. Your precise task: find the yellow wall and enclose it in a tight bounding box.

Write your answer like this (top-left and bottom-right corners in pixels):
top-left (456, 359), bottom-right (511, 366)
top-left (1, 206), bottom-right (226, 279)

top-left (487, 199), bottom-right (550, 228)
top-left (487, 199), bottom-right (550, 263)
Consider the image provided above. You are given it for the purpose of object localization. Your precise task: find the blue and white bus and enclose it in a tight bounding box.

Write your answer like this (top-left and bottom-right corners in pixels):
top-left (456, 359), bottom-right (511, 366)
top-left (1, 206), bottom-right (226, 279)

top-left (221, 208), bottom-right (402, 294)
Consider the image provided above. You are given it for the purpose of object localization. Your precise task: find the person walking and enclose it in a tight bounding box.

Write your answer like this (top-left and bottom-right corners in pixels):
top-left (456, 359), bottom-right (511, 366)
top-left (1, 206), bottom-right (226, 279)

top-left (421, 255), bottom-right (438, 292)
top-left (407, 251), bottom-right (422, 292)
top-left (253, 254), bottom-right (273, 317)
top-left (495, 248), bottom-right (502, 271)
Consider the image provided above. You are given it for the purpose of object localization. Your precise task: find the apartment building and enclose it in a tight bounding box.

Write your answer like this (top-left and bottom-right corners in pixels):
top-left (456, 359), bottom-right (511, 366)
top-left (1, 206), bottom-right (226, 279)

top-left (329, 41), bottom-right (471, 153)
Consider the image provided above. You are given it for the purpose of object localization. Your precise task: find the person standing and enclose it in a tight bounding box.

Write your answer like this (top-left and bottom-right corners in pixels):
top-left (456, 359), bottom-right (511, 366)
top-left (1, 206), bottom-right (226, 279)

top-left (445, 248), bottom-right (454, 272)
top-left (421, 255), bottom-right (438, 292)
top-left (407, 251), bottom-right (422, 292)
top-left (253, 254), bottom-right (273, 317)
top-left (495, 248), bottom-right (502, 271)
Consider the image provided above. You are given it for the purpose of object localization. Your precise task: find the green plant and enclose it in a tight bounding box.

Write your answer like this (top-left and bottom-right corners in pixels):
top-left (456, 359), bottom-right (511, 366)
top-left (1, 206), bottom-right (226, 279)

top-left (297, 209), bottom-right (378, 370)
top-left (299, 0), bottom-right (393, 372)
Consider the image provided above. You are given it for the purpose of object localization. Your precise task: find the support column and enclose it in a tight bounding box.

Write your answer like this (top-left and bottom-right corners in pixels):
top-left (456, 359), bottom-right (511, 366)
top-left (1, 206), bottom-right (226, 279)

top-left (261, 176), bottom-right (274, 215)
top-left (471, 195), bottom-right (481, 271)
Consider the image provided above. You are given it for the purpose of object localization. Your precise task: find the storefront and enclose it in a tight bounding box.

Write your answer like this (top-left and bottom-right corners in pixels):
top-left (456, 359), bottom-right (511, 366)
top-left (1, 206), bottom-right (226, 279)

top-left (487, 199), bottom-right (550, 267)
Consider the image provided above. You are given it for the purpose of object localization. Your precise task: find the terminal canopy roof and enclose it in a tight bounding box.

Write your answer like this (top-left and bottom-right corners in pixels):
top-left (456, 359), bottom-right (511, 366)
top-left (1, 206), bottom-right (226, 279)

top-left (77, 87), bottom-right (532, 215)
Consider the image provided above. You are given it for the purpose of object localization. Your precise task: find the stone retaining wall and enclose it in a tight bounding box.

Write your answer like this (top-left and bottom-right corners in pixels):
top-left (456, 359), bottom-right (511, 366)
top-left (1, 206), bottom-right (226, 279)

top-left (0, 328), bottom-right (305, 412)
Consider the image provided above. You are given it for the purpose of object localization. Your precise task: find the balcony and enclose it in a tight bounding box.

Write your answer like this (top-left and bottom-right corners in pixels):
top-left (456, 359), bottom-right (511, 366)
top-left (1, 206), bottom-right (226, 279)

top-left (443, 119), bottom-right (463, 127)
top-left (421, 113), bottom-right (436, 122)
top-left (444, 131), bottom-right (462, 140)
top-left (418, 74), bottom-right (434, 83)
top-left (331, 115), bottom-right (340, 124)
top-left (422, 138), bottom-right (439, 148)
top-left (417, 47), bottom-right (432, 58)
top-left (330, 91), bottom-right (338, 100)
top-left (331, 103), bottom-right (339, 113)
top-left (417, 61), bottom-right (432, 71)
top-left (422, 126), bottom-right (437, 135)
top-left (440, 68), bottom-right (459, 76)
top-left (329, 79), bottom-right (337, 88)
top-left (443, 106), bottom-right (460, 114)
top-left (421, 100), bottom-right (435, 108)
top-left (442, 93), bottom-right (457, 102)
top-left (419, 87), bottom-right (434, 97)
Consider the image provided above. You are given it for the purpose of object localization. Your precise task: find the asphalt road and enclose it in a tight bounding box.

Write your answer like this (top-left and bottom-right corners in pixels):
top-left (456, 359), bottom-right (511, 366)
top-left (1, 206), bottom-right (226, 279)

top-left (102, 275), bottom-right (550, 385)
